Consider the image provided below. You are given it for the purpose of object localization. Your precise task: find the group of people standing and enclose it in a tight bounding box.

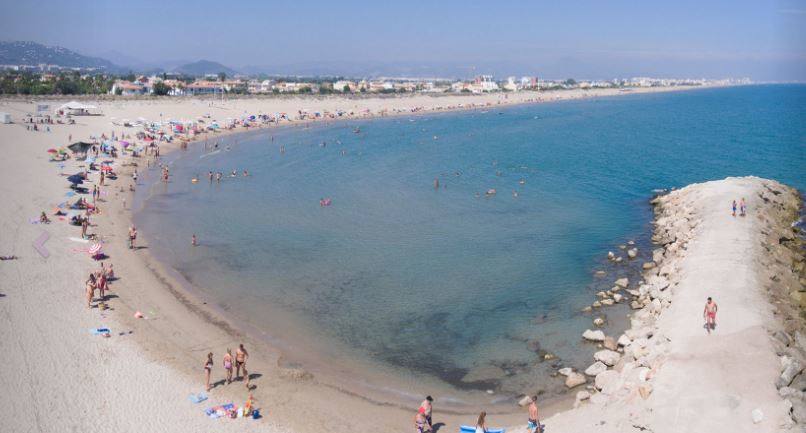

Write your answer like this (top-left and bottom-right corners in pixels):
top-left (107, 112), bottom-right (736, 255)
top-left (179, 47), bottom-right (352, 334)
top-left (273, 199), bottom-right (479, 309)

top-left (731, 197), bottom-right (747, 217)
top-left (204, 344), bottom-right (251, 392)
top-left (85, 264), bottom-right (115, 309)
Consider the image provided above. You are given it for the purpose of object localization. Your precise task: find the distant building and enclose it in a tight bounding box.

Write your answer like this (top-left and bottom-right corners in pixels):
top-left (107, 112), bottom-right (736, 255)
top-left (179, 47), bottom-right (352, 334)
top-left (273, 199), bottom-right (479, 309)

top-left (110, 80), bottom-right (147, 96)
top-left (333, 80), bottom-right (356, 92)
top-left (184, 80), bottom-right (224, 95)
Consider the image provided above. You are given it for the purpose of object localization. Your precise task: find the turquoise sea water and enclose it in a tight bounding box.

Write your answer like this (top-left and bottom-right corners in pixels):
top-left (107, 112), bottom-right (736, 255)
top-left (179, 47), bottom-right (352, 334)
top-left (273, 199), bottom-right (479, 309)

top-left (135, 85), bottom-right (805, 402)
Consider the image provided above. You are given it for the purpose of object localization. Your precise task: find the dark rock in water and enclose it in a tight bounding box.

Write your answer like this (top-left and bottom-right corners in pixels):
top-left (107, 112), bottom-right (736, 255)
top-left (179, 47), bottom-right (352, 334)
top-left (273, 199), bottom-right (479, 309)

top-left (461, 365), bottom-right (507, 383)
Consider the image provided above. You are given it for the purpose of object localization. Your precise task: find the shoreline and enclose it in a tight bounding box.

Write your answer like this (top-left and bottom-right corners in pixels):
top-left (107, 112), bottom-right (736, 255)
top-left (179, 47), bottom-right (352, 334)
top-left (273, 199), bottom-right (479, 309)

top-left (4, 85), bottom-right (797, 433)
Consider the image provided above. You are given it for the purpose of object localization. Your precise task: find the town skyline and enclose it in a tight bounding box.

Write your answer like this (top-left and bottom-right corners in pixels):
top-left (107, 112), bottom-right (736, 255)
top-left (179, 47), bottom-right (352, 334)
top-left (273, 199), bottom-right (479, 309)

top-left (1, 0), bottom-right (804, 81)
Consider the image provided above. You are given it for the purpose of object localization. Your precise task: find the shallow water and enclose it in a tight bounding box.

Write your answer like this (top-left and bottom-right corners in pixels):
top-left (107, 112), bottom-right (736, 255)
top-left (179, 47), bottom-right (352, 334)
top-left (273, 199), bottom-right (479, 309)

top-left (135, 84), bottom-right (806, 403)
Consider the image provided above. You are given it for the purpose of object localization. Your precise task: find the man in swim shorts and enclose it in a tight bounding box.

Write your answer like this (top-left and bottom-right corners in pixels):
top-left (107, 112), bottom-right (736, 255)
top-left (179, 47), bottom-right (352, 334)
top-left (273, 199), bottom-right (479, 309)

top-left (703, 297), bottom-right (718, 333)
top-left (527, 396), bottom-right (542, 433)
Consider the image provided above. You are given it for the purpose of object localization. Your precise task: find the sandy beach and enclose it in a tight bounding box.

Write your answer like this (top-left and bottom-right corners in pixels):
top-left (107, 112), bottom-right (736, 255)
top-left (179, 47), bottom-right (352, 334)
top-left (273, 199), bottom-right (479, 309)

top-left (2, 87), bottom-right (804, 433)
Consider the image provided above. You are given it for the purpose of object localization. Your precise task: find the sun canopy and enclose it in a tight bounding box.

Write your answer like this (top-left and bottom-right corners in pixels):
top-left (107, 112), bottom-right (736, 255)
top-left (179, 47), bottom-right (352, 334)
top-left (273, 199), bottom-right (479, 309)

top-left (67, 142), bottom-right (93, 154)
top-left (58, 101), bottom-right (97, 111)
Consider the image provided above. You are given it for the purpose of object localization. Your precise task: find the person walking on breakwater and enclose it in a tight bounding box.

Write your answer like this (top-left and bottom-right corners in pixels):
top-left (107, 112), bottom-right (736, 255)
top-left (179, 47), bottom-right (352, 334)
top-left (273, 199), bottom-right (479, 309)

top-left (204, 352), bottom-right (214, 391)
top-left (236, 344), bottom-right (250, 388)
top-left (704, 297), bottom-right (718, 333)
top-left (732, 199), bottom-right (737, 217)
top-left (527, 396), bottom-right (542, 433)
top-left (128, 225), bottom-right (137, 249)
top-left (418, 396), bottom-right (433, 429)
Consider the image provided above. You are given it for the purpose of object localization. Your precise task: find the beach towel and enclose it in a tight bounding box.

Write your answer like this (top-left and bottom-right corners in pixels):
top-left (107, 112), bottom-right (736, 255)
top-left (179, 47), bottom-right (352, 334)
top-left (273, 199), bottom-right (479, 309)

top-left (460, 427), bottom-right (505, 433)
top-left (205, 403), bottom-right (234, 419)
top-left (90, 327), bottom-right (111, 335)
top-left (188, 392), bottom-right (208, 404)
top-left (68, 237), bottom-right (89, 243)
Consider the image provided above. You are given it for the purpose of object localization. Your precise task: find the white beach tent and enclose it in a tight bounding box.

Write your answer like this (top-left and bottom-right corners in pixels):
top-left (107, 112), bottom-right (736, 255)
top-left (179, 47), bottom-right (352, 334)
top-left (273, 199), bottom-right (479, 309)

top-left (0, 112), bottom-right (11, 124)
top-left (56, 101), bottom-right (99, 116)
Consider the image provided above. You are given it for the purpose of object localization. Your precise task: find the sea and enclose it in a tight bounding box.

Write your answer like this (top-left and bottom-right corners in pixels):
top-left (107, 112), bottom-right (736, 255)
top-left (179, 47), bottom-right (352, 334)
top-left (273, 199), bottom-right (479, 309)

top-left (134, 84), bottom-right (806, 408)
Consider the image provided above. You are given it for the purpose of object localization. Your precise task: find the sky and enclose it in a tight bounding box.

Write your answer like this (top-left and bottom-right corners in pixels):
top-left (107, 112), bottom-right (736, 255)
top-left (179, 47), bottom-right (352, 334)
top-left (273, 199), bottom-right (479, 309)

top-left (1, 0), bottom-right (805, 80)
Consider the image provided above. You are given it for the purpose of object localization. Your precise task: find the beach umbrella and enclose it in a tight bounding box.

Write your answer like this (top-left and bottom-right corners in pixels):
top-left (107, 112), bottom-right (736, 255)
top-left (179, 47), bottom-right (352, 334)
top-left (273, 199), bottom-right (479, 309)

top-left (47, 148), bottom-right (58, 153)
top-left (101, 166), bottom-right (113, 172)
top-left (89, 243), bottom-right (102, 258)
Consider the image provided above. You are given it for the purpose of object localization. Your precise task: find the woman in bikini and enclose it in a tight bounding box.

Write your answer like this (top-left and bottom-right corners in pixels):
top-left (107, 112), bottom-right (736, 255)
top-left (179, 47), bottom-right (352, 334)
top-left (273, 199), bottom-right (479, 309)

top-left (204, 352), bottom-right (214, 391)
top-left (85, 274), bottom-right (97, 309)
top-left (223, 349), bottom-right (234, 384)
top-left (236, 344), bottom-right (250, 388)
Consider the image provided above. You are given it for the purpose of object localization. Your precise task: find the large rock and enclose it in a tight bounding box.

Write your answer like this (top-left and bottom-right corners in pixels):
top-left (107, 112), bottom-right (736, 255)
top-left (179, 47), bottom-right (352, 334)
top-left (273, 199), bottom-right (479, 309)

top-left (618, 334), bottom-right (632, 347)
top-left (582, 329), bottom-right (606, 342)
top-left (777, 358), bottom-right (803, 389)
top-left (642, 262), bottom-right (655, 270)
top-left (593, 317), bottom-right (605, 327)
top-left (627, 248), bottom-right (638, 259)
top-left (613, 293), bottom-right (624, 303)
top-left (603, 336), bottom-right (618, 351)
top-left (594, 370), bottom-right (620, 394)
top-left (557, 367), bottom-right (574, 377)
top-left (601, 299), bottom-right (615, 306)
top-left (594, 350), bottom-right (621, 367)
top-left (615, 278), bottom-right (629, 288)
top-left (576, 390), bottom-right (591, 401)
top-left (792, 400), bottom-right (806, 423)
top-left (585, 361), bottom-right (608, 377)
top-left (565, 372), bottom-right (586, 388)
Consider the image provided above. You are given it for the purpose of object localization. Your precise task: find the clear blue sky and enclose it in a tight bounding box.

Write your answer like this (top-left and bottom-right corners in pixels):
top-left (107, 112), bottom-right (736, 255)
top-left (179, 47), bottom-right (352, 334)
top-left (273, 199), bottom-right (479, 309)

top-left (1, 0), bottom-right (804, 80)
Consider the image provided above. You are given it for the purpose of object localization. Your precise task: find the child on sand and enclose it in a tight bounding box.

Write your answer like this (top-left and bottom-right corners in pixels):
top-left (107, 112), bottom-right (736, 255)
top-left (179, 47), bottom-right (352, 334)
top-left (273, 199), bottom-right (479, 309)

top-left (731, 200), bottom-right (737, 217)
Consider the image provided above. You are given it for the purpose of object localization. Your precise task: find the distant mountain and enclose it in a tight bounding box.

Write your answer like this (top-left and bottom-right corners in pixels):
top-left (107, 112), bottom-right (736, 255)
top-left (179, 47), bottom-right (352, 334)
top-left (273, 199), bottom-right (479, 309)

top-left (172, 60), bottom-right (237, 76)
top-left (0, 41), bottom-right (120, 71)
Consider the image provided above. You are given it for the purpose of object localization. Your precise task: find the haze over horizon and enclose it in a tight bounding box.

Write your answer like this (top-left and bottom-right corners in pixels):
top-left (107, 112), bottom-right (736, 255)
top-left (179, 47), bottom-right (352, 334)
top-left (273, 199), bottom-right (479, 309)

top-left (1, 0), bottom-right (804, 81)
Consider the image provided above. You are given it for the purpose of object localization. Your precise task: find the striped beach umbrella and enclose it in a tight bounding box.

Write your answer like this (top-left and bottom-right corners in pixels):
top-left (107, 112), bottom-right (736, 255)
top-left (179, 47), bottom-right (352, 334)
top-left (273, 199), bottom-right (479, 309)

top-left (89, 243), bottom-right (102, 257)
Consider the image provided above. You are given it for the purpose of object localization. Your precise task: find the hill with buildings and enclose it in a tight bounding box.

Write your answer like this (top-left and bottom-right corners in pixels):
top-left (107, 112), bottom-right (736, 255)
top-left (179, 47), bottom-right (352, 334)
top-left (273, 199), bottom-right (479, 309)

top-left (0, 41), bottom-right (120, 71)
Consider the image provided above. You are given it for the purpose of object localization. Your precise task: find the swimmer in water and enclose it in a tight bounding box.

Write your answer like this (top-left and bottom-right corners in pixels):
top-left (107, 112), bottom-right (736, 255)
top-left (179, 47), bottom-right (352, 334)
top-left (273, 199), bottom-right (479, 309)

top-left (231, 170), bottom-right (237, 177)
top-left (434, 178), bottom-right (439, 189)
top-left (192, 234), bottom-right (197, 246)
top-left (191, 174), bottom-right (199, 183)
top-left (208, 171), bottom-right (214, 182)
top-left (216, 172), bottom-right (222, 182)
top-left (280, 145), bottom-right (285, 154)
top-left (243, 170), bottom-right (249, 176)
